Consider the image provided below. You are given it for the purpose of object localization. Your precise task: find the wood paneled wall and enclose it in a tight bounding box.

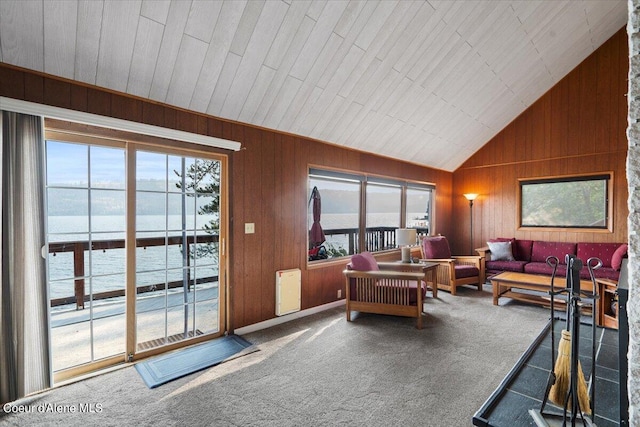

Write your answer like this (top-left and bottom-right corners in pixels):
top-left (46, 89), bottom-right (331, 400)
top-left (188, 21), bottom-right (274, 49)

top-left (0, 63), bottom-right (452, 329)
top-left (451, 28), bottom-right (629, 255)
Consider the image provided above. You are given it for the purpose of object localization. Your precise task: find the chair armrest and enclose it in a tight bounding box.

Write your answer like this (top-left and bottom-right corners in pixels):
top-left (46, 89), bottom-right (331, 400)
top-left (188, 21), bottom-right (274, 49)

top-left (452, 255), bottom-right (484, 268)
top-left (419, 258), bottom-right (455, 265)
top-left (452, 255), bottom-right (484, 261)
top-left (476, 246), bottom-right (490, 258)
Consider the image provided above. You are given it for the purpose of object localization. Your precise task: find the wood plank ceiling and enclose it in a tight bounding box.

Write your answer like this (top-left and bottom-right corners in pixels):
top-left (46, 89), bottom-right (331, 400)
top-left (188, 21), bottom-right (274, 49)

top-left (0, 0), bottom-right (627, 171)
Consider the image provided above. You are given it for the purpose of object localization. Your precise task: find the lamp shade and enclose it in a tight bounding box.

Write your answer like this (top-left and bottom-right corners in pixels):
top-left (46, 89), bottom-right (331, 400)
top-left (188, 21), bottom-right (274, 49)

top-left (463, 193), bottom-right (478, 201)
top-left (396, 228), bottom-right (417, 246)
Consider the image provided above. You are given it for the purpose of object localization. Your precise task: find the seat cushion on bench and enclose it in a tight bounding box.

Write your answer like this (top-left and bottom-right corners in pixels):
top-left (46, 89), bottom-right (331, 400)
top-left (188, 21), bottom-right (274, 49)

top-left (455, 264), bottom-right (480, 279)
top-left (579, 266), bottom-right (620, 281)
top-left (524, 262), bottom-right (567, 278)
top-left (486, 260), bottom-right (528, 273)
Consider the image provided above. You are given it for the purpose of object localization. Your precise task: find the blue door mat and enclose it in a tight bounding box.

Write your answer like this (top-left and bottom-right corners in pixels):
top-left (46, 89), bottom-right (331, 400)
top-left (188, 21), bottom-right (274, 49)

top-left (135, 335), bottom-right (255, 388)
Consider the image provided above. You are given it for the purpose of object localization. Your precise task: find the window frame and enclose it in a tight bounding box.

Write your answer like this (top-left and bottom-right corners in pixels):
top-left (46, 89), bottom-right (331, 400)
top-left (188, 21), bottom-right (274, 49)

top-left (517, 172), bottom-right (613, 232)
top-left (308, 166), bottom-right (435, 264)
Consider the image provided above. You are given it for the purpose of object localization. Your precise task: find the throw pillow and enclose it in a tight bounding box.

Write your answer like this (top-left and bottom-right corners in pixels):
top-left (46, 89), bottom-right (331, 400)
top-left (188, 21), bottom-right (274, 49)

top-left (349, 252), bottom-right (379, 271)
top-left (612, 244), bottom-right (628, 270)
top-left (487, 241), bottom-right (515, 261)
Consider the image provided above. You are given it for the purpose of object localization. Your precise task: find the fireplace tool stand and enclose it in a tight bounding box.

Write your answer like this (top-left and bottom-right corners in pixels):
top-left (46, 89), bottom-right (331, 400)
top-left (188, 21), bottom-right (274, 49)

top-left (530, 255), bottom-right (601, 427)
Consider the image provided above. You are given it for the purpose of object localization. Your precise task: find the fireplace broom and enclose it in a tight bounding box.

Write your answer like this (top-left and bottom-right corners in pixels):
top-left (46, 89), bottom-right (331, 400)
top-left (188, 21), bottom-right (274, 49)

top-left (548, 256), bottom-right (590, 415)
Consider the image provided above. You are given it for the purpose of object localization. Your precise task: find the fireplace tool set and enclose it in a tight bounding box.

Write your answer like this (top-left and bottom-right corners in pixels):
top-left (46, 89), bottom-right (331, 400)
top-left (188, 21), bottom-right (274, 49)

top-left (530, 254), bottom-right (602, 427)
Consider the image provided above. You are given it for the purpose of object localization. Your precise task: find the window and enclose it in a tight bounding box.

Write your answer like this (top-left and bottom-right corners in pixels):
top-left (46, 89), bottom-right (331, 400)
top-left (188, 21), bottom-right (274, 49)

top-left (308, 175), bottom-right (360, 258)
top-left (406, 187), bottom-right (431, 234)
top-left (308, 168), bottom-right (434, 261)
top-left (518, 173), bottom-right (612, 230)
top-left (366, 182), bottom-right (401, 251)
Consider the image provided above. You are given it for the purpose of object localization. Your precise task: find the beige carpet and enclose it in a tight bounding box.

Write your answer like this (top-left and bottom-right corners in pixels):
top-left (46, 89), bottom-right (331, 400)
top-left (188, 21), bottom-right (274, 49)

top-left (0, 284), bottom-right (549, 426)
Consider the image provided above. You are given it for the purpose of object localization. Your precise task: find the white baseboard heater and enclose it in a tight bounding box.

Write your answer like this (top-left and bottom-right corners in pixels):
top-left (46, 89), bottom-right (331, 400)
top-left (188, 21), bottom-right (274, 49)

top-left (276, 268), bottom-right (301, 316)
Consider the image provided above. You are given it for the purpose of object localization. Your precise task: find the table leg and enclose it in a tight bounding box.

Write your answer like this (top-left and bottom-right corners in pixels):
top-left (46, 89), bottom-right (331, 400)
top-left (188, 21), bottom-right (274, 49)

top-left (429, 268), bottom-right (437, 298)
top-left (491, 280), bottom-right (499, 305)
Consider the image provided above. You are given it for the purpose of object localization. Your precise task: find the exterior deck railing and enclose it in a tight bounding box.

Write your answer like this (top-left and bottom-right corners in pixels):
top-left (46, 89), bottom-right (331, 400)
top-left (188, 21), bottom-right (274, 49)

top-left (48, 234), bottom-right (219, 310)
top-left (321, 226), bottom-right (429, 254)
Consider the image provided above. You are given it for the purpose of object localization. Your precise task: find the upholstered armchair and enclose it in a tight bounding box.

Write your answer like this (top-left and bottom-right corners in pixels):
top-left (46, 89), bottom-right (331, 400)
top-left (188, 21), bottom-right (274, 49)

top-left (343, 252), bottom-right (431, 329)
top-left (419, 236), bottom-right (485, 295)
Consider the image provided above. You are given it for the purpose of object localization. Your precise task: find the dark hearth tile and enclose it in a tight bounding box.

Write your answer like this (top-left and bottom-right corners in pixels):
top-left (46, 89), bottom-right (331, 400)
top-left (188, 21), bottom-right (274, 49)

top-left (593, 414), bottom-right (619, 427)
top-left (597, 343), bottom-right (620, 371)
top-left (483, 390), bottom-right (540, 427)
top-left (597, 365), bottom-right (619, 383)
top-left (526, 344), bottom-right (553, 371)
top-left (509, 365), bottom-right (550, 399)
top-left (593, 377), bottom-right (620, 422)
top-left (601, 328), bottom-right (619, 347)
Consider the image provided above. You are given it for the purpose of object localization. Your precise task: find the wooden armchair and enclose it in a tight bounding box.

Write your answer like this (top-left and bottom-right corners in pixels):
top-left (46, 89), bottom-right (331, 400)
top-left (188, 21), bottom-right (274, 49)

top-left (419, 236), bottom-right (485, 296)
top-left (343, 252), bottom-right (431, 329)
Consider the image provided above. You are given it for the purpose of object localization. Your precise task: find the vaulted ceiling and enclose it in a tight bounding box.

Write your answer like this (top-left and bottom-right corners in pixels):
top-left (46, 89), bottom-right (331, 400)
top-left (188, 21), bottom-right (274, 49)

top-left (0, 0), bottom-right (628, 171)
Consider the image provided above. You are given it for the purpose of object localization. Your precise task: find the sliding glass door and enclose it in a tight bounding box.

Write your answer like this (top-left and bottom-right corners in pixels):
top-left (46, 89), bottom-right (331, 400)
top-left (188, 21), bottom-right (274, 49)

top-left (45, 132), bottom-right (227, 380)
top-left (134, 150), bottom-right (222, 352)
top-left (46, 139), bottom-right (127, 373)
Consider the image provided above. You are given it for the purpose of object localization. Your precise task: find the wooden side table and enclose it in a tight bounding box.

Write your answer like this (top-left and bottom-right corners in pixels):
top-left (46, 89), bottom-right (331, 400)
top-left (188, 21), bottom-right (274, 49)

top-left (595, 278), bottom-right (618, 329)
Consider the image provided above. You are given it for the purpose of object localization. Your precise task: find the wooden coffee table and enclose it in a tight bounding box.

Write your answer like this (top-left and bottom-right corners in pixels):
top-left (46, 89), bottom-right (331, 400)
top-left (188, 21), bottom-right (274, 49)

top-left (490, 271), bottom-right (594, 307)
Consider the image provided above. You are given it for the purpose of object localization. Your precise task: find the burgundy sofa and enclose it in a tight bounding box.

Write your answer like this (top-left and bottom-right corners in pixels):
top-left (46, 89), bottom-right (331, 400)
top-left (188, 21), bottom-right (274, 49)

top-left (477, 238), bottom-right (627, 282)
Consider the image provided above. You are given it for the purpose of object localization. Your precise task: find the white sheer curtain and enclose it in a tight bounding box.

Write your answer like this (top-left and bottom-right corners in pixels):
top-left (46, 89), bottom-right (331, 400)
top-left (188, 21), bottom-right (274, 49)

top-left (0, 110), bottom-right (50, 404)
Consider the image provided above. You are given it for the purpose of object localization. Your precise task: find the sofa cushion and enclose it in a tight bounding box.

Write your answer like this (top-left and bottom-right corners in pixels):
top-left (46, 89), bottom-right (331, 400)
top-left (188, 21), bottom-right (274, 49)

top-left (577, 242), bottom-right (621, 269)
top-left (422, 236), bottom-right (452, 259)
top-left (349, 252), bottom-right (379, 271)
top-left (612, 244), bottom-right (628, 270)
top-left (524, 261), bottom-right (567, 278)
top-left (579, 266), bottom-right (620, 281)
top-left (530, 241), bottom-right (577, 264)
top-left (454, 264), bottom-right (480, 279)
top-left (514, 239), bottom-right (534, 262)
top-left (487, 241), bottom-right (515, 261)
top-left (486, 260), bottom-right (528, 273)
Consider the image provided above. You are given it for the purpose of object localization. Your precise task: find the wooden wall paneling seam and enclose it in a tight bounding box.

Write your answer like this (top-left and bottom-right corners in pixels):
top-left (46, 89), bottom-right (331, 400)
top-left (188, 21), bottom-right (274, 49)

top-left (43, 78), bottom-right (71, 108)
top-left (230, 122), bottom-right (246, 328)
top-left (111, 95), bottom-right (142, 123)
top-left (243, 127), bottom-right (262, 326)
top-left (24, 73), bottom-right (44, 104)
top-left (86, 87), bottom-right (111, 117)
top-left (70, 85), bottom-right (88, 111)
top-left (260, 130), bottom-right (276, 320)
top-left (617, 29), bottom-right (629, 153)
top-left (0, 66), bottom-right (25, 99)
top-left (176, 109), bottom-right (198, 133)
top-left (582, 53), bottom-right (598, 154)
top-left (595, 33), bottom-right (613, 152)
top-left (142, 102), bottom-right (165, 127)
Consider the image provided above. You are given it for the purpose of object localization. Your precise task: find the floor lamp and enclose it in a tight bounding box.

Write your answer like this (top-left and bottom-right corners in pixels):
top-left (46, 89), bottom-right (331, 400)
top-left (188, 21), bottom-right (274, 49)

top-left (463, 193), bottom-right (478, 254)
